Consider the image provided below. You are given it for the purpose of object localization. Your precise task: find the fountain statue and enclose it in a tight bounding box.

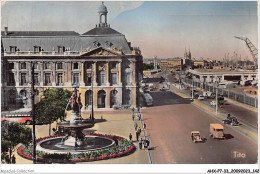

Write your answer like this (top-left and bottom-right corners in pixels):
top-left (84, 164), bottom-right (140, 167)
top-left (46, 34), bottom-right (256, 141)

top-left (57, 85), bottom-right (93, 147)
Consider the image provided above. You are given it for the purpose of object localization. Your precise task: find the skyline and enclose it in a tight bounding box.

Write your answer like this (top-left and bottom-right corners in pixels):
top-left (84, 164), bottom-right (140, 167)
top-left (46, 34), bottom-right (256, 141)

top-left (1, 1), bottom-right (258, 61)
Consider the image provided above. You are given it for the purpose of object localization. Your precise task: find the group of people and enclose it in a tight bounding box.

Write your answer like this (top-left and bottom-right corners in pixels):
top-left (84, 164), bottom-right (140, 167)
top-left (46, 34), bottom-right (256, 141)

top-left (139, 138), bottom-right (150, 150)
top-left (130, 107), bottom-right (150, 150)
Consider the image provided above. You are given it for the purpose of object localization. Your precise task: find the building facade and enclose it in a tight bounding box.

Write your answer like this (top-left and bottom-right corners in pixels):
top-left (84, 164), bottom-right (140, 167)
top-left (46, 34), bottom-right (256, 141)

top-left (1, 3), bottom-right (143, 110)
top-left (161, 58), bottom-right (183, 71)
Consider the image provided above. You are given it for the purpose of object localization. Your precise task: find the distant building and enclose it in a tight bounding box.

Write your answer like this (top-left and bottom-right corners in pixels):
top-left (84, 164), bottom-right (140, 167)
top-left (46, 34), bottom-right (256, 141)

top-left (1, 3), bottom-right (143, 110)
top-left (183, 48), bottom-right (193, 68)
top-left (161, 58), bottom-right (183, 71)
top-left (188, 69), bottom-right (258, 85)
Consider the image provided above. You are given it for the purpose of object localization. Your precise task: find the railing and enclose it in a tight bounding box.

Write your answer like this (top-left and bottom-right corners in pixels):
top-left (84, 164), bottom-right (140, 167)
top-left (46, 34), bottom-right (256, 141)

top-left (184, 78), bottom-right (258, 108)
top-left (4, 51), bottom-right (81, 56)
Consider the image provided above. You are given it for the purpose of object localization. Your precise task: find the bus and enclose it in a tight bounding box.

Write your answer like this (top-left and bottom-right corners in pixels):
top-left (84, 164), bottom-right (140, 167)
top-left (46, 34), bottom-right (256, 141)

top-left (141, 93), bottom-right (153, 107)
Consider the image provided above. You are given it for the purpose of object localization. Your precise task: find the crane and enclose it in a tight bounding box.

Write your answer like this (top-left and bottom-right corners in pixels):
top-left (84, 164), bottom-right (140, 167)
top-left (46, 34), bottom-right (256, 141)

top-left (234, 36), bottom-right (258, 66)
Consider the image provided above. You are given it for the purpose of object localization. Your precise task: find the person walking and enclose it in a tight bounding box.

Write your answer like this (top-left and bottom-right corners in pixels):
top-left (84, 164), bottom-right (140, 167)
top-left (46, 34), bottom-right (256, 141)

top-left (139, 139), bottom-right (142, 149)
top-left (129, 133), bottom-right (132, 142)
top-left (143, 123), bottom-right (146, 129)
top-left (138, 127), bottom-right (142, 135)
top-left (134, 122), bottom-right (138, 131)
top-left (132, 107), bottom-right (135, 114)
top-left (136, 131), bottom-right (139, 141)
top-left (11, 155), bottom-right (16, 164)
top-left (132, 114), bottom-right (135, 121)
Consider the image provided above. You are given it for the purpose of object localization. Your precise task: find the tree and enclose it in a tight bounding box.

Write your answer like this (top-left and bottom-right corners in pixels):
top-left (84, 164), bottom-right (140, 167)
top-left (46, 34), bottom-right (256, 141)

top-left (35, 88), bottom-right (72, 135)
top-left (143, 63), bottom-right (154, 70)
top-left (1, 121), bottom-right (32, 163)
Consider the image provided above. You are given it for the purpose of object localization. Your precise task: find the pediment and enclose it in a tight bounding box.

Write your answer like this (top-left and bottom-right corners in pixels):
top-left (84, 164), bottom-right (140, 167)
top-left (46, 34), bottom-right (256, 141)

top-left (80, 47), bottom-right (122, 57)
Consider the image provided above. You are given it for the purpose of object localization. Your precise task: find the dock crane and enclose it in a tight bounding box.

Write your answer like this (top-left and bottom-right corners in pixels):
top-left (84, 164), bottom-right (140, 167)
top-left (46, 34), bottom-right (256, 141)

top-left (234, 36), bottom-right (258, 66)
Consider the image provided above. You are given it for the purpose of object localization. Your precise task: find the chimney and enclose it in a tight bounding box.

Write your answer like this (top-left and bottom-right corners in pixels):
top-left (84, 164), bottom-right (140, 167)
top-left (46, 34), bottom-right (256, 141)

top-left (4, 27), bottom-right (8, 35)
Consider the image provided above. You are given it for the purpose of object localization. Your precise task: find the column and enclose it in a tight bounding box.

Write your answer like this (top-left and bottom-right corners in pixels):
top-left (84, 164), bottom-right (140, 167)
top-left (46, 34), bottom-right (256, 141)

top-left (80, 62), bottom-right (85, 86)
top-left (93, 62), bottom-right (97, 86)
top-left (93, 87), bottom-right (98, 108)
top-left (132, 87), bottom-right (137, 108)
top-left (118, 61), bottom-right (122, 86)
top-left (106, 89), bottom-right (111, 108)
top-left (40, 62), bottom-right (44, 86)
top-left (105, 62), bottom-right (110, 86)
top-left (65, 62), bottom-right (72, 86)
top-left (15, 62), bottom-right (20, 86)
top-left (132, 61), bottom-right (136, 84)
top-left (28, 62), bottom-right (31, 86)
top-left (51, 62), bottom-right (56, 86)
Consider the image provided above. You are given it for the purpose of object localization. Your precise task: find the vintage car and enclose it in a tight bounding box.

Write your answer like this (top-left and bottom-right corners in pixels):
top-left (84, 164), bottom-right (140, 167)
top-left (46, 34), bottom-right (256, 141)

top-left (191, 131), bottom-right (203, 143)
top-left (210, 123), bottom-right (225, 139)
top-left (222, 114), bottom-right (239, 126)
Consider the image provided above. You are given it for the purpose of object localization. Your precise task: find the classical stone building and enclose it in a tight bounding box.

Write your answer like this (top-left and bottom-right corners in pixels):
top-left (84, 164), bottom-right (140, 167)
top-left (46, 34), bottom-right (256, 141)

top-left (1, 3), bottom-right (143, 110)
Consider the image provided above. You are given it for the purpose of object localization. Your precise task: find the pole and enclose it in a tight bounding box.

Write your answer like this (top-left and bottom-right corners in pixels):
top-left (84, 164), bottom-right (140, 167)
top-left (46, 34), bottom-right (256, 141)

top-left (31, 62), bottom-right (36, 164)
top-left (216, 87), bottom-right (218, 113)
top-left (91, 63), bottom-right (94, 120)
top-left (192, 80), bottom-right (194, 99)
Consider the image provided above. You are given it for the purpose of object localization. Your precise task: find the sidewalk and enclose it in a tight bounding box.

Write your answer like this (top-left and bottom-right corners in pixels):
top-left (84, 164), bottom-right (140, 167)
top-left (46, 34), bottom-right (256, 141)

top-left (15, 110), bottom-right (150, 164)
top-left (171, 84), bottom-right (258, 144)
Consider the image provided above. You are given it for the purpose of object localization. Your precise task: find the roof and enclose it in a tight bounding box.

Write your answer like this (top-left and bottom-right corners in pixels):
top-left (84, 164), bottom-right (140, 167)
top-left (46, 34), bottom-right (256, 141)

top-left (210, 123), bottom-right (224, 129)
top-left (82, 27), bottom-right (122, 36)
top-left (1, 31), bottom-right (80, 37)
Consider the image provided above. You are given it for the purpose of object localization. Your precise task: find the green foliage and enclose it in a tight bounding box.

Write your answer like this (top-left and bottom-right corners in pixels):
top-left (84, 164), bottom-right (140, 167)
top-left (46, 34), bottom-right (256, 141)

top-left (1, 122), bottom-right (32, 163)
top-left (143, 63), bottom-right (154, 70)
top-left (35, 88), bottom-right (72, 124)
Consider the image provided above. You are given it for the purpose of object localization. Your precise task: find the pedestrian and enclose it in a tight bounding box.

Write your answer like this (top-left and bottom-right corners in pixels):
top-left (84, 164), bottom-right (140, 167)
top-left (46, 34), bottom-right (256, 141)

top-left (138, 127), bottom-right (142, 134)
top-left (147, 139), bottom-right (150, 149)
top-left (139, 140), bottom-right (142, 149)
top-left (11, 155), bottom-right (16, 164)
top-left (101, 115), bottom-right (103, 120)
top-left (134, 122), bottom-right (138, 131)
top-left (129, 133), bottom-right (132, 141)
top-left (132, 107), bottom-right (135, 113)
top-left (136, 131), bottom-right (139, 141)
top-left (132, 114), bottom-right (135, 121)
top-left (137, 107), bottom-right (140, 113)
top-left (143, 123), bottom-right (146, 129)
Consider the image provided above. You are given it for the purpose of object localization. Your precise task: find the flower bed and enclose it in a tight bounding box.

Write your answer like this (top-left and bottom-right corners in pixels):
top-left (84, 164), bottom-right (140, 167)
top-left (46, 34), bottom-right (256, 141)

top-left (17, 133), bottom-right (136, 163)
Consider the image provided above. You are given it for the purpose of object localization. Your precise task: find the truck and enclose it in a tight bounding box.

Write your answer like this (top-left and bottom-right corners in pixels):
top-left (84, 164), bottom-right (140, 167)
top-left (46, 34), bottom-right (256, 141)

top-left (210, 123), bottom-right (225, 139)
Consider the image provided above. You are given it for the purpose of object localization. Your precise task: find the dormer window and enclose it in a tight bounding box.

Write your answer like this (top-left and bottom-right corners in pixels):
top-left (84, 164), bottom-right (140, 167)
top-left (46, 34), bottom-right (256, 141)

top-left (10, 46), bottom-right (17, 53)
top-left (58, 46), bottom-right (65, 53)
top-left (34, 46), bottom-right (41, 53)
top-left (93, 41), bottom-right (101, 47)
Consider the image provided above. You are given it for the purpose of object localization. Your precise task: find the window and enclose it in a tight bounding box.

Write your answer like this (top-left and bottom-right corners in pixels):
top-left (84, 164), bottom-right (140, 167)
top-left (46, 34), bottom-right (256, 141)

top-left (126, 73), bottom-right (131, 85)
top-left (111, 62), bottom-right (117, 69)
top-left (34, 46), bottom-right (41, 53)
top-left (111, 73), bottom-right (117, 85)
top-left (58, 46), bottom-right (65, 53)
top-left (98, 71), bottom-right (105, 85)
top-left (57, 73), bottom-right (63, 84)
top-left (44, 62), bottom-right (51, 69)
top-left (34, 73), bottom-right (39, 84)
top-left (21, 73), bottom-right (27, 85)
top-left (73, 63), bottom-right (79, 69)
top-left (10, 46), bottom-right (17, 53)
top-left (73, 73), bottom-right (79, 84)
top-left (9, 73), bottom-right (15, 86)
top-left (21, 62), bottom-right (26, 69)
top-left (9, 62), bottom-right (14, 69)
top-left (9, 90), bottom-right (16, 104)
top-left (34, 63), bottom-right (38, 70)
top-left (45, 73), bottom-right (51, 85)
top-left (57, 63), bottom-right (63, 69)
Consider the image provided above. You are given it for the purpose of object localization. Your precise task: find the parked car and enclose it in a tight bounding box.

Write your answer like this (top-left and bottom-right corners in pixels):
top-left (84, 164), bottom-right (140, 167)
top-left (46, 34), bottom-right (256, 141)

top-left (191, 131), bottom-right (203, 143)
top-left (1, 117), bottom-right (32, 125)
top-left (222, 114), bottom-right (239, 126)
top-left (244, 80), bottom-right (253, 86)
top-left (197, 95), bottom-right (205, 100)
top-left (210, 100), bottom-right (216, 106)
top-left (210, 123), bottom-right (224, 139)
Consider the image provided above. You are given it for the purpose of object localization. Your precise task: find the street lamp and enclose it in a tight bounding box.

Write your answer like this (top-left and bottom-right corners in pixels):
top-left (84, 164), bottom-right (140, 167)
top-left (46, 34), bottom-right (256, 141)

top-left (215, 83), bottom-right (219, 113)
top-left (30, 62), bottom-right (36, 164)
top-left (91, 63), bottom-right (94, 120)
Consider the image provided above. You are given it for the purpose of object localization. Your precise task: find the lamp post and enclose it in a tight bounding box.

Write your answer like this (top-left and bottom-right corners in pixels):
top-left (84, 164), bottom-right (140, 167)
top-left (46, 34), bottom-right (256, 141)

top-left (215, 84), bottom-right (218, 113)
top-left (91, 63), bottom-right (94, 120)
top-left (30, 62), bottom-right (36, 164)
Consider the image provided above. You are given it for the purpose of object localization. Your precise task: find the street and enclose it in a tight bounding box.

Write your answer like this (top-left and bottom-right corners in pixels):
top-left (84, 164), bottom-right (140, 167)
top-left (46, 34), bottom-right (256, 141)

top-left (142, 91), bottom-right (257, 164)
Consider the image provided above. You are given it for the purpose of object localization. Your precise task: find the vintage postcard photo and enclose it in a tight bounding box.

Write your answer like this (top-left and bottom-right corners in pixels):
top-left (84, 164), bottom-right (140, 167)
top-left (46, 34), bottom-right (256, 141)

top-left (1, 1), bottom-right (258, 173)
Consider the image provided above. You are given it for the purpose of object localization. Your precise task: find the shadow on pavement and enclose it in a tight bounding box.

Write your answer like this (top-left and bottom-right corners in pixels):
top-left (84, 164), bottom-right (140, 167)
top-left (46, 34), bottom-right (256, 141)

top-left (149, 91), bottom-right (191, 107)
top-left (224, 134), bottom-right (234, 140)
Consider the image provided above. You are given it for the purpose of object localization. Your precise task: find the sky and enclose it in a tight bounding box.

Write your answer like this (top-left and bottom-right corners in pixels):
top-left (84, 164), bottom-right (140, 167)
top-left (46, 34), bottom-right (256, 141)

top-left (1, 1), bottom-right (258, 61)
